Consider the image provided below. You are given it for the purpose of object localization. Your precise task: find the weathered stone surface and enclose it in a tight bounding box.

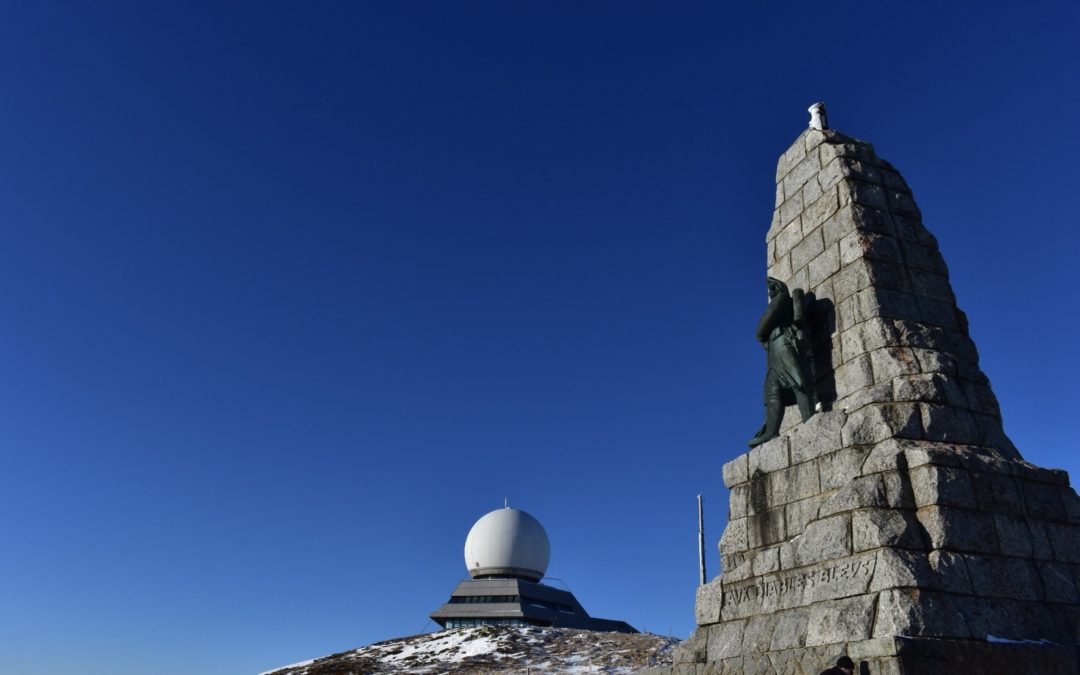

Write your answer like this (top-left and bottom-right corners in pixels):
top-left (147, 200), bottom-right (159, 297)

top-left (721, 554), bottom-right (752, 582)
top-left (789, 227), bottom-right (824, 272)
top-left (1046, 522), bottom-right (1080, 563)
top-left (961, 597), bottom-right (1072, 643)
top-left (804, 187), bottom-right (840, 232)
top-left (833, 353), bottom-right (874, 397)
top-left (718, 517), bottom-right (747, 555)
top-left (779, 192), bottom-right (804, 228)
top-left (721, 454), bottom-right (747, 488)
top-left (861, 438), bottom-right (916, 473)
top-left (679, 123), bottom-right (1080, 675)
top-left (806, 595), bottom-right (876, 645)
top-left (818, 474), bottom-right (887, 518)
top-left (839, 180), bottom-right (888, 211)
top-left (975, 473), bottom-right (1025, 515)
top-left (1021, 479), bottom-right (1066, 520)
top-left (853, 508), bottom-right (924, 552)
top-left (835, 382), bottom-right (892, 415)
top-left (766, 461), bottom-right (820, 505)
top-left (782, 153), bottom-right (821, 195)
top-left (818, 445), bottom-right (871, 491)
top-left (776, 135), bottom-right (808, 182)
top-left (1010, 460), bottom-right (1069, 485)
top-left (909, 465), bottom-right (976, 508)
top-left (673, 626), bottom-right (707, 664)
top-left (774, 217), bottom-right (803, 258)
top-left (868, 549), bottom-right (927, 592)
top-left (728, 483), bottom-right (748, 519)
top-left (1038, 561), bottom-right (1080, 603)
top-left (739, 614), bottom-right (777, 654)
top-left (881, 469), bottom-right (917, 509)
top-left (839, 230), bottom-right (899, 266)
top-left (841, 403), bottom-right (921, 445)
top-left (911, 347), bottom-right (958, 377)
top-left (962, 378), bottom-right (1002, 417)
top-left (695, 577), bottom-right (723, 626)
top-left (872, 589), bottom-right (970, 639)
top-left (767, 608), bottom-right (809, 651)
top-left (916, 505), bottom-right (997, 553)
top-left (789, 411), bottom-right (845, 464)
top-left (835, 288), bottom-right (911, 334)
top-left (926, 550), bottom-right (974, 593)
top-left (748, 436), bottom-right (790, 475)
top-left (869, 346), bottom-right (921, 381)
top-left (920, 403), bottom-right (978, 444)
top-left (893, 637), bottom-right (1080, 675)
top-left (994, 514), bottom-right (1035, 557)
top-left (1029, 519), bottom-right (1054, 561)
top-left (794, 514), bottom-right (851, 566)
top-left (784, 495), bottom-right (824, 539)
top-left (899, 238), bottom-right (947, 276)
top-left (720, 553), bottom-right (876, 621)
top-left (750, 547), bottom-right (780, 577)
top-left (747, 507), bottom-right (786, 549)
top-left (706, 619), bottom-right (745, 661)
top-left (892, 372), bottom-right (956, 404)
top-left (961, 553), bottom-right (1041, 601)
top-left (807, 244), bottom-right (840, 287)
top-left (1062, 489), bottom-right (1080, 523)
top-left (902, 443), bottom-right (963, 469)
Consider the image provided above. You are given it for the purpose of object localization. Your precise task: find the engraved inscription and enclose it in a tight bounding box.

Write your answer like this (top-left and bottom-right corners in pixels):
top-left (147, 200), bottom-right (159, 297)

top-left (721, 553), bottom-right (747, 572)
top-left (723, 557), bottom-right (874, 607)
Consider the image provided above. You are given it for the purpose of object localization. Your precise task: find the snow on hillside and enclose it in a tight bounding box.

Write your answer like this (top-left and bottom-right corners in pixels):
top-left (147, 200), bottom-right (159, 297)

top-left (260, 626), bottom-right (680, 674)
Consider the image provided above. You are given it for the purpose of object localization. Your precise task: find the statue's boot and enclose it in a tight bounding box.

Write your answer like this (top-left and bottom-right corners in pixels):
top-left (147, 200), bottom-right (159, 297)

top-left (748, 421), bottom-right (768, 448)
top-left (748, 396), bottom-right (784, 447)
top-left (795, 390), bottom-right (816, 422)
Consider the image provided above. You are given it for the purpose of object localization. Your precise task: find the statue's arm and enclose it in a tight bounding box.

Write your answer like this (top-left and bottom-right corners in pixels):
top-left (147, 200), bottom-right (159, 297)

top-left (792, 288), bottom-right (806, 326)
top-left (755, 295), bottom-right (785, 342)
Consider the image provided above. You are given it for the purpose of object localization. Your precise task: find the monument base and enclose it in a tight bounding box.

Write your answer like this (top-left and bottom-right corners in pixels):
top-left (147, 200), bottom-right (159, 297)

top-left (641, 636), bottom-right (1079, 675)
top-left (640, 410), bottom-right (1080, 675)
top-left (647, 114), bottom-right (1080, 674)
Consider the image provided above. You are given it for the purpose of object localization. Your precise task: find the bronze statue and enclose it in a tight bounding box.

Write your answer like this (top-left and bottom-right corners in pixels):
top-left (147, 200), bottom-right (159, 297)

top-left (748, 277), bottom-right (817, 447)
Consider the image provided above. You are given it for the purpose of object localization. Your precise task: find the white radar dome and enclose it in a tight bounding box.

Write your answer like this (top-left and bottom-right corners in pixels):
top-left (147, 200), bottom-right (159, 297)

top-left (463, 507), bottom-right (551, 582)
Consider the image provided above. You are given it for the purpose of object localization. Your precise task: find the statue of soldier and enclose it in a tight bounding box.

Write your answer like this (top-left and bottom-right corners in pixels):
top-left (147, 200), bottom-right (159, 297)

top-left (748, 277), bottom-right (817, 448)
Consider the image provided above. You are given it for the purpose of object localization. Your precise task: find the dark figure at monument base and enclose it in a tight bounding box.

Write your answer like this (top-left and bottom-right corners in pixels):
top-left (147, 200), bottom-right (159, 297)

top-left (748, 277), bottom-right (816, 448)
top-left (819, 655), bottom-right (855, 675)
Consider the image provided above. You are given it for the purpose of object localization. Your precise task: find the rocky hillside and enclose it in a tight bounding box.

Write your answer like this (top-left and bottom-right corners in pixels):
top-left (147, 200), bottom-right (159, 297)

top-left (261, 626), bottom-right (681, 674)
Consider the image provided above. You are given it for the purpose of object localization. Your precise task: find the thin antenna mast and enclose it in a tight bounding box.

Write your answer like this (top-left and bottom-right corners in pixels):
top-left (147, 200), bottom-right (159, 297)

top-left (697, 494), bottom-right (706, 586)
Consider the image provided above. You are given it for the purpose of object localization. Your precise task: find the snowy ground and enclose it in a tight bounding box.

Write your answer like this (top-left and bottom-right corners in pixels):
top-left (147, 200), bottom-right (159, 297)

top-left (261, 625), bottom-right (680, 675)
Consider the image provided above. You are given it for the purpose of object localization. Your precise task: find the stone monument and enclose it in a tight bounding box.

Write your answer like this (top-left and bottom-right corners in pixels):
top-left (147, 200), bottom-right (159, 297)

top-left (646, 104), bottom-right (1080, 674)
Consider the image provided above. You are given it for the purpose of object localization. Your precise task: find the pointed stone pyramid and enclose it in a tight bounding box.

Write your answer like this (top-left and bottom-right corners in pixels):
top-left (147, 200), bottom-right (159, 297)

top-left (646, 108), bottom-right (1080, 674)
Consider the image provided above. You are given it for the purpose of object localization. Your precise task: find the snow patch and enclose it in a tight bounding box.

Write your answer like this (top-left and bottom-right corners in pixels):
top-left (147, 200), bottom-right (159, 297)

top-left (985, 634), bottom-right (1059, 646)
top-left (263, 625), bottom-right (680, 674)
top-left (258, 658), bottom-right (314, 675)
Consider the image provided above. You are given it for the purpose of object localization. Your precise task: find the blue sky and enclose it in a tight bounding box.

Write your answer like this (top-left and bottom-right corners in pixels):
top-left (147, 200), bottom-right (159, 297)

top-left (2, 2), bottom-right (1078, 674)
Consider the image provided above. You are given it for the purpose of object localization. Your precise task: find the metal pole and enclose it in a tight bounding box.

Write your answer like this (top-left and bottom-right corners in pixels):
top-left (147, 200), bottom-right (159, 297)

top-left (697, 494), bottom-right (706, 586)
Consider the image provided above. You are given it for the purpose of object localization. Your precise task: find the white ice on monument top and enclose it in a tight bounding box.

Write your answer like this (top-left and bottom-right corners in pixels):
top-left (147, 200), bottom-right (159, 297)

top-left (808, 101), bottom-right (828, 130)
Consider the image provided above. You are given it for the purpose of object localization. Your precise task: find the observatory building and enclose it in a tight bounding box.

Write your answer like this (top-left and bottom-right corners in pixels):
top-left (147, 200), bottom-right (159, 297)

top-left (429, 506), bottom-right (636, 632)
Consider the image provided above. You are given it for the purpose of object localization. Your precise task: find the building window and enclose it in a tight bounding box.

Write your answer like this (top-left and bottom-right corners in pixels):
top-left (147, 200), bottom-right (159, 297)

top-left (444, 618), bottom-right (528, 629)
top-left (448, 595), bottom-right (521, 604)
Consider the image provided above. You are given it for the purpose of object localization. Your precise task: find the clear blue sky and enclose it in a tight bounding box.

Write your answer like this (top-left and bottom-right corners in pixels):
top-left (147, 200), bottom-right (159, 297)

top-left (2, 2), bottom-right (1078, 674)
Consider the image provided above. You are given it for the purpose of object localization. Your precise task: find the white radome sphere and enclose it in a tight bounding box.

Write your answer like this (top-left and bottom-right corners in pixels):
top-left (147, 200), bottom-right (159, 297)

top-left (463, 507), bottom-right (551, 582)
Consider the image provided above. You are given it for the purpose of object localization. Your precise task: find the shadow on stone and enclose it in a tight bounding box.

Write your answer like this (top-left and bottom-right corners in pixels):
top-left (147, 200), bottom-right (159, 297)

top-left (893, 452), bottom-right (932, 548)
top-left (808, 293), bottom-right (836, 410)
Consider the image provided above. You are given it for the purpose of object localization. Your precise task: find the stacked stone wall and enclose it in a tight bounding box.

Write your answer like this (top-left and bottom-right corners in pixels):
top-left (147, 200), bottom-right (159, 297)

top-left (642, 124), bottom-right (1080, 675)
top-left (694, 413), bottom-right (1080, 673)
top-left (763, 130), bottom-right (1011, 458)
